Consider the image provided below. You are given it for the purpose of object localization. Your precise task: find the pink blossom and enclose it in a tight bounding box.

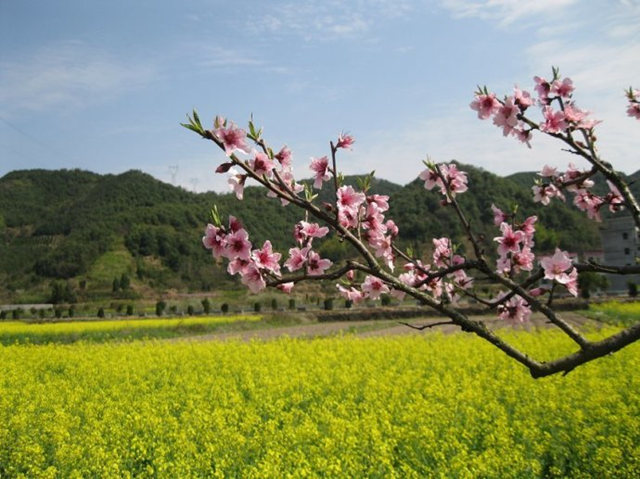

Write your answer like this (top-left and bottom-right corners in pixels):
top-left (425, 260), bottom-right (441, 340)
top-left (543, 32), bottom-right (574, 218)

top-left (310, 156), bottom-right (330, 189)
top-left (540, 248), bottom-right (573, 284)
top-left (228, 258), bottom-right (250, 276)
top-left (228, 216), bottom-right (243, 232)
top-left (398, 270), bottom-right (419, 288)
top-left (213, 122), bottom-right (249, 156)
top-left (628, 103), bottom-right (640, 120)
top-left (228, 167), bottom-right (246, 200)
top-left (491, 204), bottom-right (508, 226)
top-left (336, 284), bottom-right (365, 303)
top-left (532, 184), bottom-right (564, 205)
top-left (496, 254), bottom-right (511, 275)
top-left (606, 180), bottom-right (625, 212)
top-left (336, 132), bottom-right (355, 149)
top-left (337, 185), bottom-right (366, 212)
top-left (498, 295), bottom-right (531, 323)
top-left (512, 246), bottom-right (535, 272)
top-left (562, 165), bottom-right (592, 192)
top-left (277, 282), bottom-right (294, 294)
top-left (470, 93), bottom-right (500, 119)
top-left (562, 163), bottom-right (594, 192)
top-left (565, 268), bottom-right (578, 297)
top-left (538, 165), bottom-right (558, 178)
top-left (432, 237), bottom-right (452, 268)
top-left (214, 115), bottom-right (225, 129)
top-left (361, 275), bottom-right (389, 300)
top-left (346, 270), bottom-right (355, 282)
top-left (362, 202), bottom-right (385, 233)
top-left (533, 76), bottom-right (551, 102)
top-left (494, 222), bottom-right (524, 256)
top-left (385, 219), bottom-right (399, 238)
top-left (252, 240), bottom-right (282, 275)
top-left (223, 228), bottom-right (252, 261)
top-left (513, 85), bottom-right (534, 110)
top-left (284, 246), bottom-right (310, 272)
top-left (551, 77), bottom-right (574, 98)
top-left (573, 190), bottom-right (604, 221)
top-left (306, 250), bottom-right (332, 276)
top-left (369, 233), bottom-right (394, 271)
top-left (241, 262), bottom-right (266, 293)
top-left (563, 104), bottom-right (587, 124)
top-left (338, 207), bottom-right (359, 229)
top-left (275, 146), bottom-right (292, 167)
top-left (424, 277), bottom-right (443, 299)
top-left (520, 215), bottom-right (537, 247)
top-left (540, 106), bottom-right (567, 133)
top-left (493, 96), bottom-right (519, 136)
top-left (250, 151), bottom-right (275, 177)
top-left (512, 128), bottom-right (532, 148)
top-left (202, 224), bottom-right (226, 258)
top-left (453, 268), bottom-right (473, 289)
top-left (297, 221), bottom-right (329, 241)
top-left (419, 168), bottom-right (441, 191)
top-left (368, 194), bottom-right (389, 212)
top-left (440, 163), bottom-right (468, 196)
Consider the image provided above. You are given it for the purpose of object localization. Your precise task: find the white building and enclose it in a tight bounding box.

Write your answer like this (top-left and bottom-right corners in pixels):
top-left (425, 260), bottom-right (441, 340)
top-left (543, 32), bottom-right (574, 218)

top-left (600, 216), bottom-right (640, 292)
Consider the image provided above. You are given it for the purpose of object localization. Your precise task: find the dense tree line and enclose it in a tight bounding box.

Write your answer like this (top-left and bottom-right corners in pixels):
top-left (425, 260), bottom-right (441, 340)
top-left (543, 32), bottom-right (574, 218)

top-left (0, 166), bottom-right (635, 301)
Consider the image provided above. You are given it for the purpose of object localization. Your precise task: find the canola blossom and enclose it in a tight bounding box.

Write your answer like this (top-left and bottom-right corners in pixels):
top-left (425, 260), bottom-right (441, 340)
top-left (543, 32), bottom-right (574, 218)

top-left (1, 330), bottom-right (639, 477)
top-left (0, 315), bottom-right (261, 345)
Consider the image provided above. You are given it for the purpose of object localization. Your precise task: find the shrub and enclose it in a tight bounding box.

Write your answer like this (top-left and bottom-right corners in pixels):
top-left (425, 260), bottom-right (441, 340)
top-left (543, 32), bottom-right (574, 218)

top-left (155, 301), bottom-right (166, 317)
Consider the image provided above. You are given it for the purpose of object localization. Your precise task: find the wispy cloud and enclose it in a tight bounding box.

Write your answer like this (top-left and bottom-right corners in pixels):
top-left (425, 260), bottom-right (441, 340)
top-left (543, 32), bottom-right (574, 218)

top-left (197, 46), bottom-right (265, 68)
top-left (440, 0), bottom-right (578, 27)
top-left (248, 0), bottom-right (414, 41)
top-left (0, 41), bottom-right (155, 113)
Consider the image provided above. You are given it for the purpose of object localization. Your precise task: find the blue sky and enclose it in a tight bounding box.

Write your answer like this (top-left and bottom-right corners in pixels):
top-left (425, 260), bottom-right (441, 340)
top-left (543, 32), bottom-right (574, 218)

top-left (1, 0), bottom-right (639, 193)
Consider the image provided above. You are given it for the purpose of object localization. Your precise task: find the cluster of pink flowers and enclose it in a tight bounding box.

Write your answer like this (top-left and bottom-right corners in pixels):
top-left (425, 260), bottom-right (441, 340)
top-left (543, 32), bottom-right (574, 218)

top-left (211, 118), bottom-right (302, 204)
top-left (284, 220), bottom-right (333, 278)
top-left (540, 248), bottom-right (578, 297)
top-left (497, 294), bottom-right (531, 323)
top-left (333, 186), bottom-right (397, 271)
top-left (492, 210), bottom-right (537, 275)
top-left (202, 216), bottom-right (281, 293)
top-left (419, 163), bottom-right (468, 198)
top-left (471, 73), bottom-right (600, 148)
top-left (533, 163), bottom-right (624, 220)
top-left (387, 239), bottom-right (473, 304)
top-left (626, 88), bottom-right (640, 120)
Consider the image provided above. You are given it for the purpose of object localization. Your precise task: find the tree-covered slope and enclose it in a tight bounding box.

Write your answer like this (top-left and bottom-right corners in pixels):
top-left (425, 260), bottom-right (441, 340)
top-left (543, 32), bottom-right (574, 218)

top-left (0, 166), bottom-right (611, 302)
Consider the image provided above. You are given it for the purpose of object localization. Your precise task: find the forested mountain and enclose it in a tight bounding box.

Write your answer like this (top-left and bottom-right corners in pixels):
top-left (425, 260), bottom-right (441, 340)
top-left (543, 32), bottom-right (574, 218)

top-left (1, 165), bottom-right (634, 303)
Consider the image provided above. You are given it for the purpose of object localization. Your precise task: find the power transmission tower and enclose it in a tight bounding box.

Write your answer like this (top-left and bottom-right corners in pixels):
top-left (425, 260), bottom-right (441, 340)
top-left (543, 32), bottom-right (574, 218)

top-left (168, 165), bottom-right (179, 185)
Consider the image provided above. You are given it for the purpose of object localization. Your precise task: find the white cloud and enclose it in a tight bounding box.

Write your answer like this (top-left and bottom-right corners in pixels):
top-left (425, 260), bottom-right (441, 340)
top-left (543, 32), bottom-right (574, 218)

top-left (197, 46), bottom-right (265, 68)
top-left (440, 0), bottom-right (578, 27)
top-left (248, 0), bottom-right (414, 41)
top-left (0, 41), bottom-right (155, 114)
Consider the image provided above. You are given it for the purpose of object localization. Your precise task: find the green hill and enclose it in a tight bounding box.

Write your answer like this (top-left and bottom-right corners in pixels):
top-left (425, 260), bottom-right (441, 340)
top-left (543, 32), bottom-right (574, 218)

top-left (0, 165), bottom-right (621, 303)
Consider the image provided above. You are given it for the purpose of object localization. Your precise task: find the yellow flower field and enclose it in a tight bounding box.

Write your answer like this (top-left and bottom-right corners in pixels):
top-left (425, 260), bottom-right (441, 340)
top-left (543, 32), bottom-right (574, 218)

top-left (1, 328), bottom-right (639, 478)
top-left (0, 314), bottom-right (262, 344)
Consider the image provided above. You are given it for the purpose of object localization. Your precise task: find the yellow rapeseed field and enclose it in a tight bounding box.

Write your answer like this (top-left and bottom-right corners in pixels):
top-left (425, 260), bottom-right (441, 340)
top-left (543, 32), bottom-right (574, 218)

top-left (0, 314), bottom-right (262, 344)
top-left (1, 328), bottom-right (639, 478)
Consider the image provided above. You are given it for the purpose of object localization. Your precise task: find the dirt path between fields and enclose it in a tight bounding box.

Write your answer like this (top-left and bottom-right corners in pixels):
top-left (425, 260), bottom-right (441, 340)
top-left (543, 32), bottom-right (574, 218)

top-left (175, 311), bottom-right (601, 343)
